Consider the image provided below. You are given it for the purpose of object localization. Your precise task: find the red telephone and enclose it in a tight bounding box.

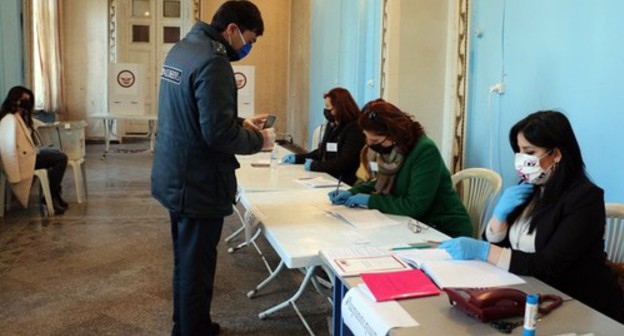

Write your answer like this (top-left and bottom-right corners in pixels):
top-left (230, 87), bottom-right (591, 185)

top-left (444, 287), bottom-right (562, 322)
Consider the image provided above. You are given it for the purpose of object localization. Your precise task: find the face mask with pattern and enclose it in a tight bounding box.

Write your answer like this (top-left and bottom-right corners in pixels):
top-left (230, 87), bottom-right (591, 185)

top-left (514, 151), bottom-right (555, 185)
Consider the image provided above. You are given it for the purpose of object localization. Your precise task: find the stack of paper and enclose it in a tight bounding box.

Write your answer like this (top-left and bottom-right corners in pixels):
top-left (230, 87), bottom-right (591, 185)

top-left (361, 269), bottom-right (440, 302)
top-left (295, 176), bottom-right (338, 188)
top-left (395, 249), bottom-right (525, 288)
top-left (321, 247), bottom-right (409, 277)
top-left (320, 205), bottom-right (402, 229)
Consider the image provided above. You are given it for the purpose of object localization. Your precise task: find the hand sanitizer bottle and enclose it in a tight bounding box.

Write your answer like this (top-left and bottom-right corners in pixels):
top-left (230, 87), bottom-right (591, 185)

top-left (270, 145), bottom-right (278, 171)
top-left (523, 293), bottom-right (539, 336)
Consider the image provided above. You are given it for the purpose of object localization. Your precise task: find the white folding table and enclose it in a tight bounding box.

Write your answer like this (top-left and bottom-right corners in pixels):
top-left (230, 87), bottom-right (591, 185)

top-left (91, 113), bottom-right (157, 157)
top-left (239, 188), bottom-right (449, 335)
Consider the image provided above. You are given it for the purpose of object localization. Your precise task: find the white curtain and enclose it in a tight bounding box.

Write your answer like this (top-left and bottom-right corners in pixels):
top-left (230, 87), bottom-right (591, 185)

top-left (32, 0), bottom-right (64, 113)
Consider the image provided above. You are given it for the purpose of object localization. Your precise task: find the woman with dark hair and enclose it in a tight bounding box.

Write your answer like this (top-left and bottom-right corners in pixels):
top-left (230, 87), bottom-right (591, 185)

top-left (0, 86), bottom-right (68, 215)
top-left (440, 111), bottom-right (624, 323)
top-left (281, 87), bottom-right (365, 185)
top-left (329, 99), bottom-right (472, 237)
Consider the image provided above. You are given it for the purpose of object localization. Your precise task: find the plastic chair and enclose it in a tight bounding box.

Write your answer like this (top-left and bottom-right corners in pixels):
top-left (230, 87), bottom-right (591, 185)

top-left (311, 124), bottom-right (326, 150)
top-left (605, 203), bottom-right (624, 263)
top-left (35, 122), bottom-right (88, 203)
top-left (1, 165), bottom-right (54, 217)
top-left (451, 168), bottom-right (502, 238)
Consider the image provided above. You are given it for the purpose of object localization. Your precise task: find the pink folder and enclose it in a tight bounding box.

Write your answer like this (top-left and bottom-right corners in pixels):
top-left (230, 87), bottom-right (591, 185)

top-left (361, 269), bottom-right (440, 302)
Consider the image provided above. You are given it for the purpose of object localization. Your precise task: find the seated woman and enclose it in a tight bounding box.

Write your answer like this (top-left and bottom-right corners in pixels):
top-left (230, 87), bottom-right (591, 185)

top-left (281, 87), bottom-right (364, 186)
top-left (440, 111), bottom-right (624, 323)
top-left (0, 86), bottom-right (68, 215)
top-left (329, 99), bottom-right (472, 238)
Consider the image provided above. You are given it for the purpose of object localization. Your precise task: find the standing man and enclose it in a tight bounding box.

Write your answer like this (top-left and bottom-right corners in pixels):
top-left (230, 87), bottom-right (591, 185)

top-left (151, 1), bottom-right (274, 335)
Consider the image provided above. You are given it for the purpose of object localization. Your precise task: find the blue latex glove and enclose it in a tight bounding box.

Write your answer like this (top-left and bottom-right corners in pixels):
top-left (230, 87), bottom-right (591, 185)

top-left (304, 159), bottom-right (313, 171)
top-left (345, 193), bottom-right (370, 208)
top-left (439, 237), bottom-right (490, 261)
top-left (281, 153), bottom-right (296, 164)
top-left (493, 183), bottom-right (535, 221)
top-left (328, 190), bottom-right (352, 205)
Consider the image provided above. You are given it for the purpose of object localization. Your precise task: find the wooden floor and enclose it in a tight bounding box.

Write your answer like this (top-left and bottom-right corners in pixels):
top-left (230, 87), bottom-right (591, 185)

top-left (0, 142), bottom-right (331, 335)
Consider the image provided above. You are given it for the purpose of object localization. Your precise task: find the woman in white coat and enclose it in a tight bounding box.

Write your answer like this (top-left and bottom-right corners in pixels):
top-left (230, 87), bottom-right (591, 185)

top-left (0, 86), bottom-right (68, 215)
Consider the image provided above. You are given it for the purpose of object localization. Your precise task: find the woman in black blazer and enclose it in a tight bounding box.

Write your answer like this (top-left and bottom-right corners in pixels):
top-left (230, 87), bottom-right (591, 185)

top-left (441, 111), bottom-right (624, 323)
top-left (281, 87), bottom-right (364, 186)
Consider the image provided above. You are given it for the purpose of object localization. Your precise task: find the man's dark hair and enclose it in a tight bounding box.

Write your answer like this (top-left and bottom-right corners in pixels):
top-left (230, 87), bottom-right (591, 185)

top-left (211, 0), bottom-right (264, 35)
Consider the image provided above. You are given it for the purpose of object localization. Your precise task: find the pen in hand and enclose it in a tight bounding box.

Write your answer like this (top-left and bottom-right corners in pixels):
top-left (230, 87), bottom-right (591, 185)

top-left (334, 176), bottom-right (342, 196)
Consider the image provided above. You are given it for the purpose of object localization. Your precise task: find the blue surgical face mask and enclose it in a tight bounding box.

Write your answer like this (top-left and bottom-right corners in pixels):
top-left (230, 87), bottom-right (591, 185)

top-left (236, 28), bottom-right (252, 60)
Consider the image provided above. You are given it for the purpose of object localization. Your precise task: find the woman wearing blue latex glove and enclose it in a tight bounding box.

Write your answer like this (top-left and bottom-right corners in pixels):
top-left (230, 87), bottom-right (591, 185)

top-left (492, 183), bottom-right (535, 221)
top-left (478, 111), bottom-right (624, 323)
top-left (345, 194), bottom-right (370, 208)
top-left (304, 158), bottom-right (312, 171)
top-left (337, 99), bottom-right (472, 238)
top-left (439, 237), bottom-right (490, 261)
top-left (291, 88), bottom-right (364, 185)
top-left (328, 190), bottom-right (351, 205)
top-left (281, 153), bottom-right (296, 164)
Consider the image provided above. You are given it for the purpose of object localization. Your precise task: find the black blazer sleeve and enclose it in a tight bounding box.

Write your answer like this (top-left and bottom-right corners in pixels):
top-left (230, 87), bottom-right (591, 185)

top-left (508, 181), bottom-right (606, 282)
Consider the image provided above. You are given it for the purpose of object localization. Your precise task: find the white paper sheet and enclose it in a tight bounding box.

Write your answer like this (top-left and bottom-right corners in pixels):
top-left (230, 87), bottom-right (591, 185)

top-left (294, 176), bottom-right (339, 188)
top-left (342, 284), bottom-right (419, 336)
top-left (319, 205), bottom-right (401, 229)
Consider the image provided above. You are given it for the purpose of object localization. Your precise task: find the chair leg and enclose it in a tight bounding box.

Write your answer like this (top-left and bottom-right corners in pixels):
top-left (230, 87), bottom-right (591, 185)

top-left (69, 160), bottom-right (84, 203)
top-left (0, 171), bottom-right (5, 217)
top-left (34, 169), bottom-right (54, 217)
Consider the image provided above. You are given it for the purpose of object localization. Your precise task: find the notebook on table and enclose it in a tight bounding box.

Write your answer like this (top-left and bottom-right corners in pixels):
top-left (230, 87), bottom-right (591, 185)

top-left (361, 269), bottom-right (440, 302)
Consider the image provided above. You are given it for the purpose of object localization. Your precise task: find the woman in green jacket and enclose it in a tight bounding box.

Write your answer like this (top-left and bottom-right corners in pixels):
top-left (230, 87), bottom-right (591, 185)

top-left (328, 99), bottom-right (472, 237)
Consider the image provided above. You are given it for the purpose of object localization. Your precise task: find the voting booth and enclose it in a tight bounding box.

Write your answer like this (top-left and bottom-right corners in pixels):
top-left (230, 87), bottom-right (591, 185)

top-left (233, 65), bottom-right (255, 119)
top-left (109, 63), bottom-right (146, 116)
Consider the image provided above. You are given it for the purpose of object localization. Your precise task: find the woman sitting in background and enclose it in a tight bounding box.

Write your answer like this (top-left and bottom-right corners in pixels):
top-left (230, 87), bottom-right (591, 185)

top-left (329, 99), bottom-right (472, 238)
top-left (281, 87), bottom-right (364, 186)
top-left (0, 86), bottom-right (68, 215)
top-left (440, 111), bottom-right (624, 323)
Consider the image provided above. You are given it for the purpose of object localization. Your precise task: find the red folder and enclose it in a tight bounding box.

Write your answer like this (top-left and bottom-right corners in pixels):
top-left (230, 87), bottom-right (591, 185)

top-left (361, 269), bottom-right (440, 302)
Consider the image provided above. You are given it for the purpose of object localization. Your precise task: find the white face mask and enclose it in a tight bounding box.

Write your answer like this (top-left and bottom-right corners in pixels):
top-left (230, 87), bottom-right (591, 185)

top-left (514, 151), bottom-right (555, 185)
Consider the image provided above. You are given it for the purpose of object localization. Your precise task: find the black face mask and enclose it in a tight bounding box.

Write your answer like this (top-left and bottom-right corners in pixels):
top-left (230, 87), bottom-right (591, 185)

top-left (369, 142), bottom-right (394, 155)
top-left (19, 99), bottom-right (33, 111)
top-left (323, 108), bottom-right (335, 123)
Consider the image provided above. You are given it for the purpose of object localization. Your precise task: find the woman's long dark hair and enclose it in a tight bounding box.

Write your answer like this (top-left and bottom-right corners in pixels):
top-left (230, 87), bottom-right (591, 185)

top-left (0, 86), bottom-right (35, 131)
top-left (507, 110), bottom-right (587, 232)
top-left (358, 99), bottom-right (425, 154)
top-left (323, 87), bottom-right (360, 124)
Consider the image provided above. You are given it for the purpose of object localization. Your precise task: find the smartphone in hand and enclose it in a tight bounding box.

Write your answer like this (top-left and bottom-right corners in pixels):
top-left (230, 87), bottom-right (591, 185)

top-left (263, 115), bottom-right (277, 129)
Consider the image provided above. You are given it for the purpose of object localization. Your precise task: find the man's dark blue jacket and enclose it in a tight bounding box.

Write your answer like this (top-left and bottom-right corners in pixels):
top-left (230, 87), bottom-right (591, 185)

top-left (152, 22), bottom-right (263, 218)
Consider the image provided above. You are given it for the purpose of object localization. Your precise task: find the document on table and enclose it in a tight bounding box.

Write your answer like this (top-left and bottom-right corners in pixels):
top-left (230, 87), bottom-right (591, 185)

top-left (294, 176), bottom-right (338, 188)
top-left (361, 269), bottom-right (440, 302)
top-left (395, 249), bottom-right (525, 288)
top-left (342, 284), bottom-right (419, 336)
top-left (321, 247), bottom-right (409, 277)
top-left (318, 205), bottom-right (402, 229)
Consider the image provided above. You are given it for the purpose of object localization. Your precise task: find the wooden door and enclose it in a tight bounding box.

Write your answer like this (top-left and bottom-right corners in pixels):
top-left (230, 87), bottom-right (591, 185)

top-left (112, 0), bottom-right (197, 135)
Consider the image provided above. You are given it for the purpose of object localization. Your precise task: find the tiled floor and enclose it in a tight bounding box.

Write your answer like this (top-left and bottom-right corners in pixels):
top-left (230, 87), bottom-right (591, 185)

top-left (0, 142), bottom-right (331, 335)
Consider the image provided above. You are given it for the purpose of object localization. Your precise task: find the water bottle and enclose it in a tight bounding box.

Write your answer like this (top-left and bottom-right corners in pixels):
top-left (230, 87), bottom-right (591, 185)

top-left (270, 145), bottom-right (278, 170)
top-left (523, 293), bottom-right (539, 336)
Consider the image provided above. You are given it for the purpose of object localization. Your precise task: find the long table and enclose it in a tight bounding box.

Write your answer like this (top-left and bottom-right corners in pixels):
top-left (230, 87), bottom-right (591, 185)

top-left (326, 259), bottom-right (624, 336)
top-left (238, 188), bottom-right (448, 335)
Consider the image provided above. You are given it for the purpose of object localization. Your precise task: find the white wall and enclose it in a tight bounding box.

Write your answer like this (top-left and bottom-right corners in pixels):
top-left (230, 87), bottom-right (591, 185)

top-left (384, 0), bottom-right (452, 162)
top-left (61, 0), bottom-right (109, 137)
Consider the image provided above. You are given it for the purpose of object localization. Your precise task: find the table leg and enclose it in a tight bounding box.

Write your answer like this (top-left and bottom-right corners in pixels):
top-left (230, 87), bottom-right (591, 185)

top-left (247, 260), bottom-right (285, 298)
top-left (101, 118), bottom-right (110, 159)
top-left (149, 120), bottom-right (155, 153)
top-left (258, 266), bottom-right (317, 336)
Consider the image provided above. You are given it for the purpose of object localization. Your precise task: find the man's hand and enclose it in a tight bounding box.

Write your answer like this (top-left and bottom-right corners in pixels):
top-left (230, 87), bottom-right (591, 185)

top-left (243, 114), bottom-right (268, 130)
top-left (261, 128), bottom-right (276, 150)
